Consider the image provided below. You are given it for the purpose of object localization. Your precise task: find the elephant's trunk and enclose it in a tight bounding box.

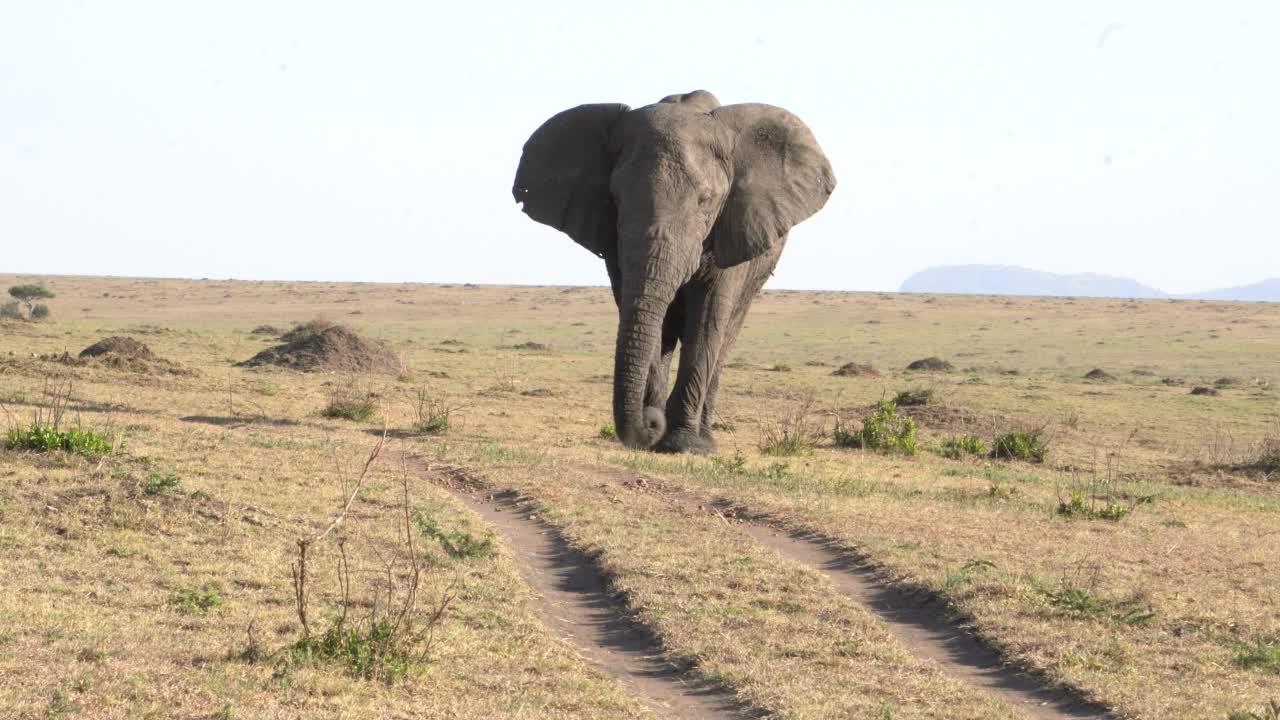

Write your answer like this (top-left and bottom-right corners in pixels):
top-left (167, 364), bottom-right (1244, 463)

top-left (613, 246), bottom-right (682, 449)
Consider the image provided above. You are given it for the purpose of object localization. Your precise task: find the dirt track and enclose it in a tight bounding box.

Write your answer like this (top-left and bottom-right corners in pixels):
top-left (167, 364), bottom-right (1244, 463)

top-left (424, 455), bottom-right (1115, 719)
top-left (447, 487), bottom-right (751, 719)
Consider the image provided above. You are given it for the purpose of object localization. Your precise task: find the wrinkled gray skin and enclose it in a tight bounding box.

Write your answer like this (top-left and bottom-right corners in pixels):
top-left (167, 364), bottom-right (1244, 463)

top-left (513, 90), bottom-right (836, 453)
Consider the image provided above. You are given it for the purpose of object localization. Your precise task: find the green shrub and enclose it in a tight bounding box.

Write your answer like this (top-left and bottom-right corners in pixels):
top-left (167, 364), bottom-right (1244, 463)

top-left (5, 424), bottom-right (113, 456)
top-left (992, 429), bottom-right (1048, 463)
top-left (142, 472), bottom-right (181, 495)
top-left (169, 586), bottom-right (222, 615)
top-left (939, 435), bottom-right (986, 459)
top-left (893, 388), bottom-right (934, 406)
top-left (31, 304), bottom-right (50, 320)
top-left (711, 419), bottom-right (737, 432)
top-left (323, 399), bottom-right (377, 421)
top-left (598, 422), bottom-right (618, 440)
top-left (0, 302), bottom-right (24, 320)
top-left (416, 412), bottom-right (450, 435)
top-left (834, 401), bottom-right (917, 455)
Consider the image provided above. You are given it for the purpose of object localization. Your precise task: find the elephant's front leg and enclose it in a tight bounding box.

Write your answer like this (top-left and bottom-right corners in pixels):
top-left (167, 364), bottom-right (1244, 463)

top-left (655, 284), bottom-right (734, 454)
top-left (644, 298), bottom-right (684, 412)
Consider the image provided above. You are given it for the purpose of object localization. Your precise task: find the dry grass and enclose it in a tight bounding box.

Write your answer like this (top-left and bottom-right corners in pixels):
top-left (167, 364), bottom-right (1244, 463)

top-left (1, 273), bottom-right (1278, 718)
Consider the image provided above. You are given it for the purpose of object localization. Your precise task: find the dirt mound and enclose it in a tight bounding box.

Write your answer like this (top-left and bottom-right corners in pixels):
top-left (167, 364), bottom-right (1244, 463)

top-left (832, 362), bottom-right (879, 377)
top-left (237, 325), bottom-right (402, 373)
top-left (906, 356), bottom-right (954, 372)
top-left (65, 336), bottom-right (191, 375)
top-left (80, 336), bottom-right (157, 360)
top-left (280, 319), bottom-right (335, 343)
top-left (1084, 368), bottom-right (1115, 381)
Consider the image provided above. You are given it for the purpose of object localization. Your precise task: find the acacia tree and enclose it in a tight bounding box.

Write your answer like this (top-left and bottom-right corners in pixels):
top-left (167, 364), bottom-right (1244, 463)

top-left (7, 284), bottom-right (55, 319)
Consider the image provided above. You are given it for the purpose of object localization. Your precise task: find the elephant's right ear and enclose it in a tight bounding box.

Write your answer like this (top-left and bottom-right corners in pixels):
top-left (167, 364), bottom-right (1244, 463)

top-left (512, 103), bottom-right (631, 258)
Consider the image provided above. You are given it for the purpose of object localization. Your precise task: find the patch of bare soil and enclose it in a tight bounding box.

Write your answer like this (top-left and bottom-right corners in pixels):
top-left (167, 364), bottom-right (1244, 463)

top-left (236, 325), bottom-right (402, 373)
top-left (418, 460), bottom-right (750, 719)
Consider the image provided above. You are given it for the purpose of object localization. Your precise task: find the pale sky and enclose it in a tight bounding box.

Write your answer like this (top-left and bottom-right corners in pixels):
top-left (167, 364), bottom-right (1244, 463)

top-left (1, 2), bottom-right (1276, 293)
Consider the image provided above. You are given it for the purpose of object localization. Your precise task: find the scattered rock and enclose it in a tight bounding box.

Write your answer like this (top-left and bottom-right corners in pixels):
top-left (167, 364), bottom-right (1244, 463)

top-left (1213, 376), bottom-right (1241, 389)
top-left (1189, 386), bottom-right (1219, 396)
top-left (1161, 377), bottom-right (1185, 386)
top-left (236, 325), bottom-right (402, 373)
top-left (906, 357), bottom-right (953, 372)
top-left (510, 341), bottom-right (550, 351)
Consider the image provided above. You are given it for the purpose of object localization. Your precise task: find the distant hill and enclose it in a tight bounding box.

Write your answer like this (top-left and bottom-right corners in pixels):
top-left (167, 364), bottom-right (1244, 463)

top-left (899, 265), bottom-right (1280, 302)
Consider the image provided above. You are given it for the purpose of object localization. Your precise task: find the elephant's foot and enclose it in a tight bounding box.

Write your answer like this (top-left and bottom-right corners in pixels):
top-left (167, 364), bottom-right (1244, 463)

top-left (654, 427), bottom-right (717, 455)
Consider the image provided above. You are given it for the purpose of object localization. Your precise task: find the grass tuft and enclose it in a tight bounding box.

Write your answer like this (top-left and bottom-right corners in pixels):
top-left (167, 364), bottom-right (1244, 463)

top-left (141, 471), bottom-right (182, 495)
top-left (1232, 634), bottom-right (1280, 674)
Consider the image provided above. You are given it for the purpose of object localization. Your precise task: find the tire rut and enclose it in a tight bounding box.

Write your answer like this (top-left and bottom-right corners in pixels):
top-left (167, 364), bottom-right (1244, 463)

top-left (736, 522), bottom-right (1116, 720)
top-left (418, 460), bottom-right (752, 720)
top-left (591, 463), bottom-right (1116, 719)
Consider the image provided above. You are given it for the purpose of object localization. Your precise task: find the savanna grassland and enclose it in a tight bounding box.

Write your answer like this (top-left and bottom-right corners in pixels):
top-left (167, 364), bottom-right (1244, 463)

top-left (1, 273), bottom-right (1277, 720)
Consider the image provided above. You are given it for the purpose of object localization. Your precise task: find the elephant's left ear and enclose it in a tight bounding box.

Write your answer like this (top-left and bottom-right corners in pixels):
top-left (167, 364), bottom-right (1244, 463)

top-left (513, 103), bottom-right (631, 258)
top-left (708, 104), bottom-right (836, 268)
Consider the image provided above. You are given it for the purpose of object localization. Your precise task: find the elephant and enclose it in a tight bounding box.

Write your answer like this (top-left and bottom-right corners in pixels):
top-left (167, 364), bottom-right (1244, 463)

top-left (512, 90), bottom-right (836, 454)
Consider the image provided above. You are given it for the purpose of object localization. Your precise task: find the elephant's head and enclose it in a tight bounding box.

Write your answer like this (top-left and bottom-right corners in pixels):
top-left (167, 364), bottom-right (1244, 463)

top-left (513, 91), bottom-right (836, 449)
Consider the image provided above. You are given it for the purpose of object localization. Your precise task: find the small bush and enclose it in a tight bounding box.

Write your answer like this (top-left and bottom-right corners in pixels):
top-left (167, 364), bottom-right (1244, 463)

top-left (893, 388), bottom-right (934, 406)
top-left (281, 619), bottom-right (421, 683)
top-left (760, 430), bottom-right (813, 456)
top-left (169, 586), bottom-right (222, 615)
top-left (992, 429), bottom-right (1048, 463)
top-left (767, 363), bottom-right (792, 372)
top-left (0, 302), bottom-right (22, 320)
top-left (142, 472), bottom-right (181, 495)
top-left (598, 422), bottom-right (618, 440)
top-left (1190, 386), bottom-right (1219, 396)
top-left (31, 304), bottom-right (50, 320)
top-left (5, 424), bottom-right (113, 456)
top-left (759, 399), bottom-right (821, 456)
top-left (939, 435), bottom-right (986, 459)
top-left (834, 401), bottom-right (917, 455)
top-left (323, 400), bottom-right (377, 421)
top-left (711, 419), bottom-right (737, 432)
top-left (1083, 368), bottom-right (1114, 381)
